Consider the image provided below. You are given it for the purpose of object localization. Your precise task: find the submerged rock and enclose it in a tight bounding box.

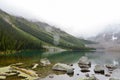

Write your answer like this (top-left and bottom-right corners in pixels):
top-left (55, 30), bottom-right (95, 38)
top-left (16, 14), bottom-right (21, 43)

top-left (11, 66), bottom-right (38, 77)
top-left (0, 65), bottom-right (38, 80)
top-left (6, 72), bottom-right (17, 76)
top-left (78, 56), bottom-right (91, 68)
top-left (11, 63), bottom-right (23, 66)
top-left (52, 63), bottom-right (74, 74)
top-left (0, 66), bottom-right (15, 77)
top-left (40, 58), bottom-right (51, 66)
top-left (94, 65), bottom-right (104, 74)
top-left (0, 76), bottom-right (6, 80)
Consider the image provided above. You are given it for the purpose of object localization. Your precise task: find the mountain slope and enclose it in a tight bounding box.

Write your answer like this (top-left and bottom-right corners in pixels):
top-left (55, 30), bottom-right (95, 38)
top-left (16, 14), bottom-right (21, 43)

top-left (0, 9), bottom-right (89, 53)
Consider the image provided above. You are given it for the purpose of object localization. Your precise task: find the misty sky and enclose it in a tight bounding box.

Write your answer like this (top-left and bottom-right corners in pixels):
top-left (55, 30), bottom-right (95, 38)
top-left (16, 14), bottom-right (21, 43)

top-left (0, 0), bottom-right (120, 38)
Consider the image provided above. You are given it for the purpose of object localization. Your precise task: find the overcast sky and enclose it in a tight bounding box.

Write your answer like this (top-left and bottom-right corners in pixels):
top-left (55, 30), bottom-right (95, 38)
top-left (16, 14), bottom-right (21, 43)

top-left (0, 0), bottom-right (120, 38)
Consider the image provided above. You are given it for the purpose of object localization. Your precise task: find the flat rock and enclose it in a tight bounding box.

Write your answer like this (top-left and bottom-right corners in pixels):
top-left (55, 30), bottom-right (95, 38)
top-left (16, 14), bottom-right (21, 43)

top-left (0, 76), bottom-right (6, 80)
top-left (11, 66), bottom-right (38, 77)
top-left (52, 63), bottom-right (74, 74)
top-left (11, 63), bottom-right (23, 66)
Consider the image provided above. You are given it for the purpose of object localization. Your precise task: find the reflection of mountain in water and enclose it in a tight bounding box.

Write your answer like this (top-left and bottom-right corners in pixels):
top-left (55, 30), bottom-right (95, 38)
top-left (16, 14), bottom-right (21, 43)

top-left (86, 51), bottom-right (120, 65)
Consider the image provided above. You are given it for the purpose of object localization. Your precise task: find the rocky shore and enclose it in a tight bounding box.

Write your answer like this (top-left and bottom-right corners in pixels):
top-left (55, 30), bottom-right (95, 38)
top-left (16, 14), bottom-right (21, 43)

top-left (0, 57), bottom-right (120, 80)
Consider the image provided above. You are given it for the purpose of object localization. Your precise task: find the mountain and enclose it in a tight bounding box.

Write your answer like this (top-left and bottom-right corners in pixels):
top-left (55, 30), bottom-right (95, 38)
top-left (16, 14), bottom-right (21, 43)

top-left (0, 9), bottom-right (90, 53)
top-left (88, 25), bottom-right (120, 51)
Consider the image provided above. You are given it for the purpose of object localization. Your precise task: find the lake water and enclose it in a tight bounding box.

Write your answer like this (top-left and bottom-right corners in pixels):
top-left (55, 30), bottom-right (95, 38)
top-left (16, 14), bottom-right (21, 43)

top-left (0, 50), bottom-right (120, 80)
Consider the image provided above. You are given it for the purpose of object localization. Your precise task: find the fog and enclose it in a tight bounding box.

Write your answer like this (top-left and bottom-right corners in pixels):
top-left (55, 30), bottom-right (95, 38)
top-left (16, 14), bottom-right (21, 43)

top-left (0, 0), bottom-right (120, 38)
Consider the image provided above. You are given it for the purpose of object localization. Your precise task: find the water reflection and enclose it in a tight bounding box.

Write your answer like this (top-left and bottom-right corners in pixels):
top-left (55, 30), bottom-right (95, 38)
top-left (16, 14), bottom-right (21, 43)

top-left (0, 50), bottom-right (120, 80)
top-left (85, 51), bottom-right (120, 65)
top-left (0, 51), bottom-right (120, 66)
top-left (0, 51), bottom-right (86, 66)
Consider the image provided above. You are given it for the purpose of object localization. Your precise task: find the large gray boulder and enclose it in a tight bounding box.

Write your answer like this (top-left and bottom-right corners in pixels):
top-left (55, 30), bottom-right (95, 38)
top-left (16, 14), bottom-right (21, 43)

top-left (94, 65), bottom-right (105, 74)
top-left (78, 56), bottom-right (91, 68)
top-left (52, 63), bottom-right (74, 74)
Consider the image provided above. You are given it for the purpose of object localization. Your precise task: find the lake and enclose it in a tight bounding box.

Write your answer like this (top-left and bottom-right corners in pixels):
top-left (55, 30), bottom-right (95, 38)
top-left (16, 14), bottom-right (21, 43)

top-left (0, 50), bottom-right (120, 80)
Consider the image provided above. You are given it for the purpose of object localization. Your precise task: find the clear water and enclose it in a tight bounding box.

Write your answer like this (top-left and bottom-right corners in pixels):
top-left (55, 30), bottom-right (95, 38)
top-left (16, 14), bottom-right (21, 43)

top-left (41, 51), bottom-right (120, 80)
top-left (0, 50), bottom-right (120, 80)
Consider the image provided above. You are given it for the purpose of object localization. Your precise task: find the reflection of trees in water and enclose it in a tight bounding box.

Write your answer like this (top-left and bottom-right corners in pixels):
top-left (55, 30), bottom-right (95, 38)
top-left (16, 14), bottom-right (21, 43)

top-left (46, 51), bottom-right (86, 63)
top-left (0, 50), bottom-right (43, 66)
top-left (0, 51), bottom-right (89, 66)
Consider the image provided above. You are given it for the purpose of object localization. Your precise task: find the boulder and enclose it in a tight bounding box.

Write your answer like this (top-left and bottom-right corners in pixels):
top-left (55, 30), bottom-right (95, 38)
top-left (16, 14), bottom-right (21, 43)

top-left (40, 58), bottom-right (51, 66)
top-left (0, 73), bottom-right (7, 76)
top-left (78, 56), bottom-right (91, 68)
top-left (94, 65), bottom-right (105, 74)
top-left (52, 63), bottom-right (74, 74)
